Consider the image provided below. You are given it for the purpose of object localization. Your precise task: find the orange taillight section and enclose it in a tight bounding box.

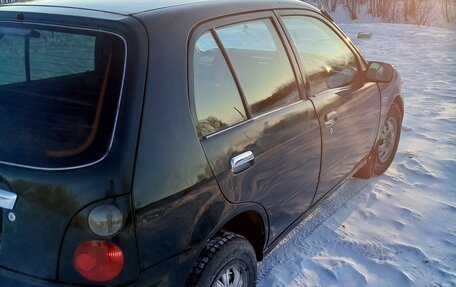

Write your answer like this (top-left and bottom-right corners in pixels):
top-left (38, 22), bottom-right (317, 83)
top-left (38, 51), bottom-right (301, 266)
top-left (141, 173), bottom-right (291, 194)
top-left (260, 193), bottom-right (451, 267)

top-left (73, 240), bottom-right (124, 282)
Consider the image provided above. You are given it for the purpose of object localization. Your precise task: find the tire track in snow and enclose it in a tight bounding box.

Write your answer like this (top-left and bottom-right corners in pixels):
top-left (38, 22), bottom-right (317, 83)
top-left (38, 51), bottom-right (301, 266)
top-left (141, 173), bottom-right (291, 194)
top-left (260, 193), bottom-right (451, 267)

top-left (257, 178), bottom-right (371, 282)
top-left (257, 23), bottom-right (456, 287)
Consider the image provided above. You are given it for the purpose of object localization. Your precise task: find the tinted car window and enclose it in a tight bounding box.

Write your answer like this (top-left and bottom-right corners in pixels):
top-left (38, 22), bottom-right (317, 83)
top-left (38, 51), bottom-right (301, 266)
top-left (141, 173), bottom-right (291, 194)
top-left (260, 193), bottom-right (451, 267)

top-left (282, 16), bottom-right (359, 95)
top-left (193, 31), bottom-right (247, 137)
top-left (216, 19), bottom-right (299, 116)
top-left (0, 34), bottom-right (25, 85)
top-left (0, 23), bottom-right (125, 168)
top-left (30, 32), bottom-right (96, 81)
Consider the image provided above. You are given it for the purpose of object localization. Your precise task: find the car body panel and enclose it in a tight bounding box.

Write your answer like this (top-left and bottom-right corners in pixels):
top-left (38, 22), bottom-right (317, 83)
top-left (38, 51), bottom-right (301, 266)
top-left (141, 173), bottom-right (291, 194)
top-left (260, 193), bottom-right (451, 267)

top-left (0, 0), bottom-right (403, 286)
top-left (276, 10), bottom-right (382, 201)
top-left (131, 6), bottom-right (229, 270)
top-left (378, 73), bottom-right (404, 130)
top-left (185, 11), bottom-right (321, 244)
top-left (0, 7), bottom-right (148, 284)
top-left (1, 0), bottom-right (319, 16)
top-left (311, 83), bottom-right (381, 201)
top-left (201, 101), bottom-right (321, 242)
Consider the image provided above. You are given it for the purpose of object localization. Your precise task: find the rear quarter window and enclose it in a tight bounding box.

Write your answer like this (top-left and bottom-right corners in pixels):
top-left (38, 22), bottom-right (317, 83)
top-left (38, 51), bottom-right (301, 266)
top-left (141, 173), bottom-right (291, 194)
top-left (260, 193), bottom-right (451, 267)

top-left (0, 23), bottom-right (125, 169)
top-left (193, 31), bottom-right (247, 137)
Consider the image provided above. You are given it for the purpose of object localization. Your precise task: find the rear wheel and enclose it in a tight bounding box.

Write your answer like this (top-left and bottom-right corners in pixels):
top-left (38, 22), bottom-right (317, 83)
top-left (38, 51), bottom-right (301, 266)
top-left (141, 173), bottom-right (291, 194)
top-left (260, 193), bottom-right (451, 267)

top-left (186, 231), bottom-right (257, 287)
top-left (355, 103), bottom-right (402, 178)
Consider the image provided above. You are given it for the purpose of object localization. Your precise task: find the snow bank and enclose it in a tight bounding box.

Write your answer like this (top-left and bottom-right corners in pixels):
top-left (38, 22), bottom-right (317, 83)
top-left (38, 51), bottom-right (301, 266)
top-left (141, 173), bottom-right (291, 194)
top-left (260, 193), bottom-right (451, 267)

top-left (257, 23), bottom-right (456, 287)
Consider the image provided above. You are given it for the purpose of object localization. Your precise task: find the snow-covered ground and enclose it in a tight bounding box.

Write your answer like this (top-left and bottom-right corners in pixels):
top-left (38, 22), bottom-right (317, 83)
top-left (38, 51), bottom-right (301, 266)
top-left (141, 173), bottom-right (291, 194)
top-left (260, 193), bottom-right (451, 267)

top-left (257, 23), bottom-right (456, 287)
top-left (331, 5), bottom-right (456, 30)
top-left (304, 0), bottom-right (456, 30)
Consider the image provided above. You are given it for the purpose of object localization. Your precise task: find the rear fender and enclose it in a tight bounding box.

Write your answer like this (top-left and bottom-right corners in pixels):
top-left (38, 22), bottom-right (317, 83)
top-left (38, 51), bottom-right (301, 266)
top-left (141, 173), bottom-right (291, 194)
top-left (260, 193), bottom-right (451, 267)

top-left (58, 194), bottom-right (140, 285)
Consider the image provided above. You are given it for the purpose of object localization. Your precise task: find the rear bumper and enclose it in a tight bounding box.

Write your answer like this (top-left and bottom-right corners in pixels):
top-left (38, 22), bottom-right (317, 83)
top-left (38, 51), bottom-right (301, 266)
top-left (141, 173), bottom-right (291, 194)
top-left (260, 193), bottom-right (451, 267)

top-left (0, 246), bottom-right (200, 287)
top-left (0, 267), bottom-right (64, 287)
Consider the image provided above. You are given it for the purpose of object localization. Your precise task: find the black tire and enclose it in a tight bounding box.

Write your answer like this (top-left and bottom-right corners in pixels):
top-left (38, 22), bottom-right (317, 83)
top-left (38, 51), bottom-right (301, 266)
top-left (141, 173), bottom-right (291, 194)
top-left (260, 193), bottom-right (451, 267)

top-left (355, 103), bottom-right (402, 178)
top-left (186, 231), bottom-right (257, 287)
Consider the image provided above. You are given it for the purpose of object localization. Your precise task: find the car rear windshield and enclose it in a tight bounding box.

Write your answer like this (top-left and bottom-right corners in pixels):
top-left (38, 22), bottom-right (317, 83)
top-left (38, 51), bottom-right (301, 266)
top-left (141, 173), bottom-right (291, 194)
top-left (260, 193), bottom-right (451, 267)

top-left (0, 23), bottom-right (125, 169)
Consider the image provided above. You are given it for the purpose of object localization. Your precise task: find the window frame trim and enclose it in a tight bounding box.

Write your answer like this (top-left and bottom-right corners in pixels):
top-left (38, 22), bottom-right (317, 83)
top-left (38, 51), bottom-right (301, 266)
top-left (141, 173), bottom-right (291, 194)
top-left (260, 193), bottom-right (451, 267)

top-left (210, 28), bottom-right (252, 119)
top-left (188, 11), bottom-right (306, 140)
top-left (275, 9), bottom-right (369, 98)
top-left (0, 20), bottom-right (127, 171)
top-left (204, 98), bottom-right (306, 139)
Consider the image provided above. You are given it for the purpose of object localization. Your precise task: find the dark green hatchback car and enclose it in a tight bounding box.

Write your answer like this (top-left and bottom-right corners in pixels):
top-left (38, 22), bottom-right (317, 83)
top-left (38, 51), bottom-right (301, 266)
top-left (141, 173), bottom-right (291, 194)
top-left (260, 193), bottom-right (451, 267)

top-left (0, 0), bottom-right (403, 286)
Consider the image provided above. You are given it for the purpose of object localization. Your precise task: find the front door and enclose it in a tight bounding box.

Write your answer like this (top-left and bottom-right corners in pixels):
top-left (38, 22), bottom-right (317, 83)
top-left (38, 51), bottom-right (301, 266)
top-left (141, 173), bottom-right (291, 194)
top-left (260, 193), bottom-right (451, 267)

top-left (280, 13), bottom-right (381, 202)
top-left (190, 13), bottom-right (321, 242)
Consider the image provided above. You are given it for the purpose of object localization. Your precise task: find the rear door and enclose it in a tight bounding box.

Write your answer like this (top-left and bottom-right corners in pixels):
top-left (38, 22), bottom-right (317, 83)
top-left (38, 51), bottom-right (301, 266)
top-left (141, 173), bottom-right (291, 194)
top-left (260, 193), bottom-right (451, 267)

top-left (189, 12), bottom-right (321, 243)
top-left (279, 11), bottom-right (381, 202)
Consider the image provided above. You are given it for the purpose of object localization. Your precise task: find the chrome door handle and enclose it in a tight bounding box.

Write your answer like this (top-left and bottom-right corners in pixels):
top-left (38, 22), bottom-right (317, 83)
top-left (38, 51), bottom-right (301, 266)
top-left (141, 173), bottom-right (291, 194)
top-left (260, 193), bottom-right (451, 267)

top-left (0, 188), bottom-right (17, 210)
top-left (230, 151), bottom-right (255, 174)
top-left (324, 111), bottom-right (338, 127)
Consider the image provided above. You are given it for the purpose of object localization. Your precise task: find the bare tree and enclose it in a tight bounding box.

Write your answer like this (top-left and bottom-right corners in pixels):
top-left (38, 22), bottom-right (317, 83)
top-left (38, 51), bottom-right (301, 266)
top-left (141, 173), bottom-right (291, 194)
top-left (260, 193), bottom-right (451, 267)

top-left (317, 0), bottom-right (330, 10)
top-left (342, 0), bottom-right (367, 20)
top-left (368, 0), bottom-right (396, 19)
top-left (415, 0), bottom-right (434, 25)
top-left (343, 0), bottom-right (359, 20)
top-left (301, 0), bottom-right (442, 25)
top-left (404, 0), bottom-right (434, 25)
top-left (198, 116), bottom-right (228, 136)
top-left (0, 0), bottom-right (22, 3)
top-left (442, 0), bottom-right (456, 22)
top-left (330, 0), bottom-right (338, 11)
top-left (316, 0), bottom-right (338, 11)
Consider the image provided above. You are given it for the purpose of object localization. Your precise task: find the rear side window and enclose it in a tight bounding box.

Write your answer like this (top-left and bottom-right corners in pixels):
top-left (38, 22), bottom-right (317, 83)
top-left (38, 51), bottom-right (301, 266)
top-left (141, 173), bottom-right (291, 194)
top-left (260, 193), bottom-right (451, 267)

top-left (216, 19), bottom-right (299, 116)
top-left (0, 23), bottom-right (125, 168)
top-left (193, 32), bottom-right (247, 137)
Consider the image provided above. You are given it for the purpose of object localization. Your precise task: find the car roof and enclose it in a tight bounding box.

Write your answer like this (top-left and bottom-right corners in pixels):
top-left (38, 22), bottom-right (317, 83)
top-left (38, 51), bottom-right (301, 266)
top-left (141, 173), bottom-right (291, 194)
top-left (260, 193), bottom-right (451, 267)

top-left (1, 0), bottom-right (319, 16)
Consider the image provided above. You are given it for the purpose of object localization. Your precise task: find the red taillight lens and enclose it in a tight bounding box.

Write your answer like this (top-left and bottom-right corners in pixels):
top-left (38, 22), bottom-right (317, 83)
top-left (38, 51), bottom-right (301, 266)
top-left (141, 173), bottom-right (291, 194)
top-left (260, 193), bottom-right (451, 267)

top-left (73, 240), bottom-right (124, 282)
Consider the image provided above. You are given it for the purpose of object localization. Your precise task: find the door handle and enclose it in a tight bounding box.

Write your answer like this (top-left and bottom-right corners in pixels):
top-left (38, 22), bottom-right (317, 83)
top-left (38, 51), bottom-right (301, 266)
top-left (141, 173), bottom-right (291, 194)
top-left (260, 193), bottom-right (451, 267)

top-left (230, 151), bottom-right (255, 174)
top-left (0, 188), bottom-right (17, 210)
top-left (324, 111), bottom-right (338, 127)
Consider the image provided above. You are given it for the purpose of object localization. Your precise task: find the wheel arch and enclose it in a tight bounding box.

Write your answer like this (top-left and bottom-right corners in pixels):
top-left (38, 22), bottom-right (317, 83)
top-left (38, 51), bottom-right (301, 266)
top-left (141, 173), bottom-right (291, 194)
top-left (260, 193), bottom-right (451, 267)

top-left (393, 95), bottom-right (404, 118)
top-left (354, 92), bottom-right (403, 179)
top-left (220, 209), bottom-right (268, 261)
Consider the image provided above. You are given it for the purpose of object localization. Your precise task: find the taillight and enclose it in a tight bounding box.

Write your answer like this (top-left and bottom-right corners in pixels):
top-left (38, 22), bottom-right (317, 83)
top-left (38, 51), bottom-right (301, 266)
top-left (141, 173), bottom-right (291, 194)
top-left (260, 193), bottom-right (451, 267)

top-left (73, 240), bottom-right (124, 282)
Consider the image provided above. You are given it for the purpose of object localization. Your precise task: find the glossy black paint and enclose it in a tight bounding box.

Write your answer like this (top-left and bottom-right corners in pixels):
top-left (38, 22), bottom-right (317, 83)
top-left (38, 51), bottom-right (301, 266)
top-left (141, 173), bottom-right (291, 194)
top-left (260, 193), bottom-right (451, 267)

top-left (0, 6), bottom-right (148, 286)
top-left (311, 82), bottom-right (381, 201)
top-left (0, 0), bottom-right (403, 286)
top-left (276, 10), bottom-right (382, 202)
top-left (58, 195), bottom-right (140, 285)
top-left (203, 101), bottom-right (321, 241)
top-left (367, 61), bottom-right (395, 83)
top-left (187, 11), bottom-right (321, 243)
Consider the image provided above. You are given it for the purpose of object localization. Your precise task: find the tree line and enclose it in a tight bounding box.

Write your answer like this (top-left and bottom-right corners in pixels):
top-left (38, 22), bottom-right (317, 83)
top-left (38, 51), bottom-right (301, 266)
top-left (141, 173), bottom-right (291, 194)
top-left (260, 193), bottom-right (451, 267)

top-left (308, 0), bottom-right (456, 25)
